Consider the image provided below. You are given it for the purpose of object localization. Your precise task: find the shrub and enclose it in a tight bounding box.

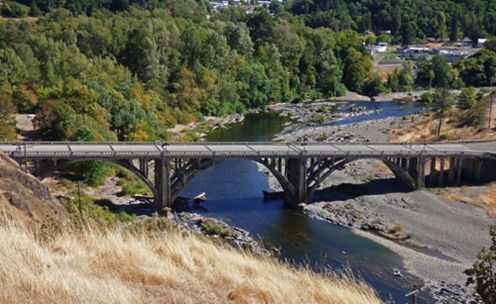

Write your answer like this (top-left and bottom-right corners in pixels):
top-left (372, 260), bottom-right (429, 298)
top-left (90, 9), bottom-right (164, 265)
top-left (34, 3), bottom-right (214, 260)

top-left (201, 220), bottom-right (232, 237)
top-left (388, 224), bottom-right (403, 235)
top-left (465, 224), bottom-right (496, 304)
top-left (419, 92), bottom-right (434, 104)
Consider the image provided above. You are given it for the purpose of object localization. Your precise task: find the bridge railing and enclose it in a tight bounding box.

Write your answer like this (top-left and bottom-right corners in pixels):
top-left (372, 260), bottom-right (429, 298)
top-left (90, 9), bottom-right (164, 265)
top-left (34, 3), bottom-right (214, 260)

top-left (0, 141), bottom-right (493, 160)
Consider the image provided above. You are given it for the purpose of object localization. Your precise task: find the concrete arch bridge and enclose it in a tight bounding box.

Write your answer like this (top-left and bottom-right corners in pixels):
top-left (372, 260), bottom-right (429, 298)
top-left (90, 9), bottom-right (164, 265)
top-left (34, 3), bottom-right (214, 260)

top-left (1, 141), bottom-right (496, 212)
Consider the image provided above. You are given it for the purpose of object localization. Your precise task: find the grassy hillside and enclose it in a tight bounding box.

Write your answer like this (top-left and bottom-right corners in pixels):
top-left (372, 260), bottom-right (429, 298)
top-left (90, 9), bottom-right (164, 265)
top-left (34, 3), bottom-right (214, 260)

top-left (0, 223), bottom-right (382, 304)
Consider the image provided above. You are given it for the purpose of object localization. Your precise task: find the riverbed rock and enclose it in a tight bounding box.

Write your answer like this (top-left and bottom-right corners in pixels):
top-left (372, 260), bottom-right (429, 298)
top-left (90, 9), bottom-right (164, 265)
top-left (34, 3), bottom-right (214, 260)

top-left (177, 212), bottom-right (271, 256)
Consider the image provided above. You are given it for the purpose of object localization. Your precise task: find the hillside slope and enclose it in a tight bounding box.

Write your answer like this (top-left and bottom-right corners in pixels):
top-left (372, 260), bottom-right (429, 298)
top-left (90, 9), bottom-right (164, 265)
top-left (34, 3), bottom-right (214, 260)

top-left (0, 152), bottom-right (69, 229)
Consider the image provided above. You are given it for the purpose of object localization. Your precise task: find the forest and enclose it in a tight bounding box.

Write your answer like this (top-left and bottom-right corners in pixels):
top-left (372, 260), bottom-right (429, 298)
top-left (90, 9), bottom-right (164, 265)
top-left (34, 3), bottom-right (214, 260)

top-left (0, 0), bottom-right (495, 146)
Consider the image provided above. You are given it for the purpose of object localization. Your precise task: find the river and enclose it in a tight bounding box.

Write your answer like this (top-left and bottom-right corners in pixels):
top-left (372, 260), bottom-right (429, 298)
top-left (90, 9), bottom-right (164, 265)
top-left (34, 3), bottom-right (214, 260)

top-left (180, 101), bottom-right (431, 302)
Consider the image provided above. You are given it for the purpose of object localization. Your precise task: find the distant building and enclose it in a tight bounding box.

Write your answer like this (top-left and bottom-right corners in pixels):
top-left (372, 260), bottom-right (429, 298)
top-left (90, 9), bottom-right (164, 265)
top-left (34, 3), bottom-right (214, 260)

top-left (432, 48), bottom-right (469, 62)
top-left (478, 38), bottom-right (488, 46)
top-left (398, 47), bottom-right (430, 60)
top-left (368, 42), bottom-right (388, 54)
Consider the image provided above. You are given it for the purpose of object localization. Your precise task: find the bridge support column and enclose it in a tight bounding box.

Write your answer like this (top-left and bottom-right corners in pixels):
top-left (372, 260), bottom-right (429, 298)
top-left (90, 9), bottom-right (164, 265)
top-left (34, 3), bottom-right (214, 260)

top-left (286, 157), bottom-right (308, 207)
top-left (35, 160), bottom-right (41, 177)
top-left (153, 158), bottom-right (171, 213)
top-left (417, 155), bottom-right (426, 188)
top-left (407, 157), bottom-right (418, 184)
top-left (139, 159), bottom-right (149, 178)
top-left (429, 157), bottom-right (436, 186)
top-left (439, 157), bottom-right (445, 187)
top-left (448, 157), bottom-right (456, 184)
top-left (456, 157), bottom-right (464, 186)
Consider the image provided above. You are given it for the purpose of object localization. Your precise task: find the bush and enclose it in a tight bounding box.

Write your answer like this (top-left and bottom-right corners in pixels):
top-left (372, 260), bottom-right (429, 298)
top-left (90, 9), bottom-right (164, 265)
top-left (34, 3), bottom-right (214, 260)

top-left (201, 220), bottom-right (232, 237)
top-left (388, 224), bottom-right (403, 235)
top-left (419, 92), bottom-right (434, 104)
top-left (64, 194), bottom-right (117, 225)
top-left (465, 224), bottom-right (496, 304)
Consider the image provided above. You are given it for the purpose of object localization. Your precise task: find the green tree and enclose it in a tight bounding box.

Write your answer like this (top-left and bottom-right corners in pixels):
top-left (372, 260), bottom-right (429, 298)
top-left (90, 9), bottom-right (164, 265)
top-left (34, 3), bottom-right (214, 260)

top-left (362, 73), bottom-right (386, 97)
top-left (457, 87), bottom-right (478, 110)
top-left (34, 99), bottom-right (77, 140)
top-left (342, 48), bottom-right (372, 93)
top-left (450, 7), bottom-right (460, 42)
top-left (431, 56), bottom-right (453, 88)
top-left (0, 82), bottom-right (17, 141)
top-left (484, 37), bottom-right (496, 52)
top-left (247, 8), bottom-right (274, 47)
top-left (30, 0), bottom-right (42, 16)
top-left (432, 88), bottom-right (454, 139)
top-left (0, 48), bottom-right (28, 85)
top-left (465, 224), bottom-right (496, 304)
top-left (400, 17), bottom-right (416, 47)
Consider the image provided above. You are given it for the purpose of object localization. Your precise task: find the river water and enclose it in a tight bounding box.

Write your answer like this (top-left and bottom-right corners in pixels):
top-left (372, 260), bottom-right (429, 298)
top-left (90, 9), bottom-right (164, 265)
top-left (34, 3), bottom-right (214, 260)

top-left (180, 101), bottom-right (431, 302)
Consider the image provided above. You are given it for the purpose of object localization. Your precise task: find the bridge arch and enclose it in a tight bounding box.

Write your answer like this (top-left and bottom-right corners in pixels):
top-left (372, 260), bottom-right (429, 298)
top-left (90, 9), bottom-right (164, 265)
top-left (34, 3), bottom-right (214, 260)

top-left (37, 158), bottom-right (158, 199)
top-left (306, 157), bottom-right (417, 201)
top-left (169, 158), bottom-right (295, 203)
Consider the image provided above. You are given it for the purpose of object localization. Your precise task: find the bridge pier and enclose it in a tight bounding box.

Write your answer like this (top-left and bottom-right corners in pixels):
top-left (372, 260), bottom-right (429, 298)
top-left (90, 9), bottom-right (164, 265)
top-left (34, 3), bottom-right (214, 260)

top-left (429, 157), bottom-right (436, 186)
top-left (448, 157), bottom-right (456, 184)
top-left (417, 155), bottom-right (426, 188)
top-left (439, 157), bottom-right (445, 186)
top-left (153, 158), bottom-right (171, 213)
top-left (456, 157), bottom-right (464, 185)
top-left (285, 157), bottom-right (308, 206)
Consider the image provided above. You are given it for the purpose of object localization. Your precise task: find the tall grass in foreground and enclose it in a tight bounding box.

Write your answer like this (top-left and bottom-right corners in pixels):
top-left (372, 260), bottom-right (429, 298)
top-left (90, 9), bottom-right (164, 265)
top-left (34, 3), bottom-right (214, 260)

top-left (0, 223), bottom-right (382, 304)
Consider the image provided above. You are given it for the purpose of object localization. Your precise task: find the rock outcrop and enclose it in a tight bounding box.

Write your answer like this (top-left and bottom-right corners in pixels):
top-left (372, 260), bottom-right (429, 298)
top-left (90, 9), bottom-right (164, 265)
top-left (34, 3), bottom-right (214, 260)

top-left (0, 152), bottom-right (69, 230)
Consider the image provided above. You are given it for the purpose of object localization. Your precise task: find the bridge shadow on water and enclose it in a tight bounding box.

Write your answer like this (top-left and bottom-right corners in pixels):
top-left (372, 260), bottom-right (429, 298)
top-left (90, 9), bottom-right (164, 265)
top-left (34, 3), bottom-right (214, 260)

top-left (310, 178), bottom-right (411, 203)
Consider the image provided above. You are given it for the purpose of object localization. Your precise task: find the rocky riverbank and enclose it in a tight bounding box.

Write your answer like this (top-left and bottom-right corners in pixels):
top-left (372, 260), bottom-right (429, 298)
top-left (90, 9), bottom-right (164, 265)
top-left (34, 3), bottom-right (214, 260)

top-left (263, 101), bottom-right (495, 303)
top-left (167, 113), bottom-right (244, 141)
top-left (175, 211), bottom-right (271, 256)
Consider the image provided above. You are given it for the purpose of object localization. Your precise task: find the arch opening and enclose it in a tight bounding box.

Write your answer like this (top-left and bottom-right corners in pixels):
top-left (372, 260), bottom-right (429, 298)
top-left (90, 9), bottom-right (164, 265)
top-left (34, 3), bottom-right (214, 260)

top-left (174, 158), bottom-right (292, 206)
top-left (37, 158), bottom-right (158, 200)
top-left (306, 157), bottom-right (415, 203)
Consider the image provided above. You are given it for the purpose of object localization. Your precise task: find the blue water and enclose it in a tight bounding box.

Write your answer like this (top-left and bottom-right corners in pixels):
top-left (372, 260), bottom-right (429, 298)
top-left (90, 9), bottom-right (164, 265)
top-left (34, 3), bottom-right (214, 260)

top-left (180, 102), bottom-right (432, 302)
top-left (332, 100), bottom-right (429, 126)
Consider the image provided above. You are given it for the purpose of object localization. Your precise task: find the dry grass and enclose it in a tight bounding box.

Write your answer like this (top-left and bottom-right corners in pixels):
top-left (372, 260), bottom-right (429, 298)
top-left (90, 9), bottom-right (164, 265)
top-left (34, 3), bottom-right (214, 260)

top-left (389, 109), bottom-right (496, 143)
top-left (442, 185), bottom-right (496, 217)
top-left (0, 222), bottom-right (382, 304)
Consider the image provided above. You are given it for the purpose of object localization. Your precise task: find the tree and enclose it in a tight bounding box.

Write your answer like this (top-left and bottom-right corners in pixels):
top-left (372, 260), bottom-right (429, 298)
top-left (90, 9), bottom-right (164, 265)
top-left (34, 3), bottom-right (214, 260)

top-left (432, 88), bottom-right (454, 139)
top-left (484, 37), bottom-right (496, 52)
top-left (465, 224), bottom-right (496, 304)
top-left (431, 56), bottom-right (453, 88)
top-left (0, 81), bottom-right (16, 141)
top-left (415, 57), bottom-right (435, 88)
top-left (457, 87), bottom-right (478, 110)
top-left (30, 0), bottom-right (42, 17)
top-left (362, 73), bottom-right (386, 97)
top-left (247, 8), bottom-right (273, 47)
top-left (449, 8), bottom-right (460, 42)
top-left (342, 48), bottom-right (372, 93)
top-left (400, 19), bottom-right (415, 47)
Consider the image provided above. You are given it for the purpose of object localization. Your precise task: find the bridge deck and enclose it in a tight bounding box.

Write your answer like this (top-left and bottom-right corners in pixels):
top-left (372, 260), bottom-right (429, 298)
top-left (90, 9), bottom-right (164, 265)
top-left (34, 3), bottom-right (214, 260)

top-left (0, 141), bottom-right (494, 159)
